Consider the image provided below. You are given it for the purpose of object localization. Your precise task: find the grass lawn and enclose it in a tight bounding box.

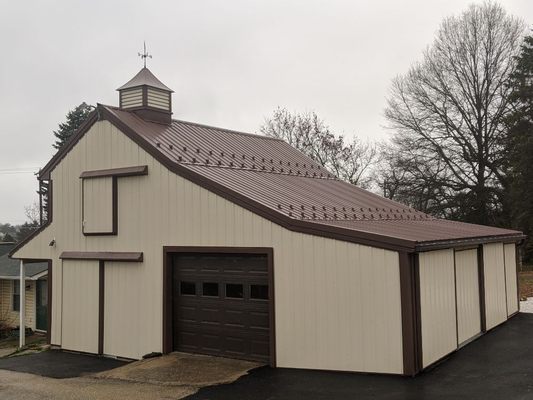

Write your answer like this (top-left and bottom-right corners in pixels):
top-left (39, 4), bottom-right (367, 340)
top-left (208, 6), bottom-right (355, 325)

top-left (519, 270), bottom-right (533, 300)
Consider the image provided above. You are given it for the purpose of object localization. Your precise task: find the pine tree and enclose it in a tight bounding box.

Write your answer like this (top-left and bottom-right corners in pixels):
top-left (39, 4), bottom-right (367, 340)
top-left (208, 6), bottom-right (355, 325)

top-left (53, 102), bottom-right (95, 150)
top-left (505, 34), bottom-right (533, 262)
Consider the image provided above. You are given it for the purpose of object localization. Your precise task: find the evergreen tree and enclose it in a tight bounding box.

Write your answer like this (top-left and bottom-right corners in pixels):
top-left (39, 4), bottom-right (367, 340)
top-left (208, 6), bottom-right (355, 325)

top-left (53, 102), bottom-right (95, 150)
top-left (505, 34), bottom-right (533, 262)
top-left (2, 233), bottom-right (15, 243)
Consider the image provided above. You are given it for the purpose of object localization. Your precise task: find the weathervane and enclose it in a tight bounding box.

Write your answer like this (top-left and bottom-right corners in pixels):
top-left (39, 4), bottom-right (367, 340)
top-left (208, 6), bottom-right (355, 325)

top-left (138, 41), bottom-right (152, 68)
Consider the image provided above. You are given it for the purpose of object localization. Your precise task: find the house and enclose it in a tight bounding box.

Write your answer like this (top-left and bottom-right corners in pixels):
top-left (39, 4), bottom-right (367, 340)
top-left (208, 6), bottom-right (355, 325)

top-left (0, 243), bottom-right (48, 334)
top-left (9, 66), bottom-right (524, 376)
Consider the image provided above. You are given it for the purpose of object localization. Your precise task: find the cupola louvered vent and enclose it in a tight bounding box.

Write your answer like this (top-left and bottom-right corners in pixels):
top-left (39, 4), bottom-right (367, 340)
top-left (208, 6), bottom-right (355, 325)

top-left (117, 67), bottom-right (173, 124)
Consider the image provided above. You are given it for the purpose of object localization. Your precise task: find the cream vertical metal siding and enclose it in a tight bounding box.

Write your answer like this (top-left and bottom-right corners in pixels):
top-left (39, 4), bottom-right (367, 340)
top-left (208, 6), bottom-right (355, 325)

top-left (120, 88), bottom-right (143, 108)
top-left (11, 120), bottom-right (404, 373)
top-left (419, 249), bottom-right (457, 368)
top-left (455, 249), bottom-right (481, 345)
top-left (483, 243), bottom-right (507, 330)
top-left (82, 177), bottom-right (113, 234)
top-left (504, 243), bottom-right (518, 316)
top-left (61, 260), bottom-right (99, 353)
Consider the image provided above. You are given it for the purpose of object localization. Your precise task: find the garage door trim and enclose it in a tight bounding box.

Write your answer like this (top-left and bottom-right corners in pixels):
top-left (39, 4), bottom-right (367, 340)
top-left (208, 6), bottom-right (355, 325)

top-left (162, 246), bottom-right (275, 366)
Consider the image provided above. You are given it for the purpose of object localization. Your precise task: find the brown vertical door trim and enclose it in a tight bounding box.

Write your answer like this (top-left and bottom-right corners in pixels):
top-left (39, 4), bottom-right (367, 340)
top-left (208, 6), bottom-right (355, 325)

top-left (162, 251), bottom-right (172, 354)
top-left (47, 260), bottom-right (52, 344)
top-left (162, 246), bottom-right (276, 367)
top-left (453, 250), bottom-right (459, 347)
top-left (399, 252), bottom-right (419, 376)
top-left (267, 248), bottom-right (277, 368)
top-left (413, 253), bottom-right (423, 372)
top-left (98, 260), bottom-right (105, 355)
top-left (503, 243), bottom-right (509, 317)
top-left (477, 245), bottom-right (487, 333)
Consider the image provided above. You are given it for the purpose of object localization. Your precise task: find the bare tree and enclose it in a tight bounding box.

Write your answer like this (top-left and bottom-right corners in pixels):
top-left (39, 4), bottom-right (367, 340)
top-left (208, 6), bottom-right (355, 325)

top-left (260, 107), bottom-right (377, 187)
top-left (382, 2), bottom-right (524, 224)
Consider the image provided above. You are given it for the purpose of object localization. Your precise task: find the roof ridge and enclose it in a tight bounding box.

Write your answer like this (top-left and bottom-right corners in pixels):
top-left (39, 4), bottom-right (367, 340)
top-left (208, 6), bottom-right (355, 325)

top-left (171, 118), bottom-right (284, 142)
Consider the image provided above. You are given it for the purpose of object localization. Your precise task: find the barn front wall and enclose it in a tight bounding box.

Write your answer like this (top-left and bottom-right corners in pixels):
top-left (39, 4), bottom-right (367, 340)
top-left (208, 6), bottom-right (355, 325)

top-left (12, 120), bottom-right (405, 374)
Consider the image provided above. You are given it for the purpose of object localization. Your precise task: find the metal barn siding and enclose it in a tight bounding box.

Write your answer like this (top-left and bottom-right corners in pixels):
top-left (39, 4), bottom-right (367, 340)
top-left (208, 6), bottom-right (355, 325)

top-left (12, 120), bottom-right (404, 373)
top-left (454, 249), bottom-right (481, 345)
top-left (61, 260), bottom-right (99, 353)
top-left (419, 249), bottom-right (457, 368)
top-left (504, 244), bottom-right (518, 316)
top-left (483, 243), bottom-right (508, 330)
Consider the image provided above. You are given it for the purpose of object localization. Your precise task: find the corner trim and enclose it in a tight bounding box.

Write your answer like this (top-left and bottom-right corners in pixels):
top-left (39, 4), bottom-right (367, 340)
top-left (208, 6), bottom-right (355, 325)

top-left (399, 252), bottom-right (419, 376)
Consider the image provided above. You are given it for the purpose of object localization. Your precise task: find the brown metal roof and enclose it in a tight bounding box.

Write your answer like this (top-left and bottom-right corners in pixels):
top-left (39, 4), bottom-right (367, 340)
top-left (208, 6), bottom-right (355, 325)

top-left (38, 104), bottom-right (524, 253)
top-left (117, 67), bottom-right (173, 92)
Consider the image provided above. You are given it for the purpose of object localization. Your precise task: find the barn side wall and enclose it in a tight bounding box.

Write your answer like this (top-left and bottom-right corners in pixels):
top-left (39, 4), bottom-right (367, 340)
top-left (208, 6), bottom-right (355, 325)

top-left (12, 120), bottom-right (404, 374)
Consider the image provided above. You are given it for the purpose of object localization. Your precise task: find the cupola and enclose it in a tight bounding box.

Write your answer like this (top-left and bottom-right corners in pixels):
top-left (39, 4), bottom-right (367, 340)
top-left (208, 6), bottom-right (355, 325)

top-left (117, 67), bottom-right (173, 124)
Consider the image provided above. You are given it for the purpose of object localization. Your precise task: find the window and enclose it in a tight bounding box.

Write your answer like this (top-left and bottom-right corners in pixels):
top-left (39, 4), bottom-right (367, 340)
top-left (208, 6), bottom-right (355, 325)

top-left (12, 281), bottom-right (20, 312)
top-left (180, 281), bottom-right (196, 296)
top-left (82, 177), bottom-right (115, 235)
top-left (250, 284), bottom-right (269, 300)
top-left (225, 283), bottom-right (244, 299)
top-left (202, 282), bottom-right (219, 297)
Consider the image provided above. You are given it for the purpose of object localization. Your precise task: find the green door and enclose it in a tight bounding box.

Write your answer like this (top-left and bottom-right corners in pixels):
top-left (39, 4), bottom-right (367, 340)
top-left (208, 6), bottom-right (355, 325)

top-left (36, 280), bottom-right (48, 331)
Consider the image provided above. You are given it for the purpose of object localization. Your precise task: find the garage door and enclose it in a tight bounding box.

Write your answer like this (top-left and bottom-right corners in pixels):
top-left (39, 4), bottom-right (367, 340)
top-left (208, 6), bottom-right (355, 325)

top-left (455, 249), bottom-right (481, 345)
top-left (172, 253), bottom-right (271, 362)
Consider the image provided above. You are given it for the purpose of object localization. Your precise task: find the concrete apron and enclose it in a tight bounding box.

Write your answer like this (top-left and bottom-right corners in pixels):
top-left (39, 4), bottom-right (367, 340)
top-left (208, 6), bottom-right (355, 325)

top-left (95, 352), bottom-right (262, 387)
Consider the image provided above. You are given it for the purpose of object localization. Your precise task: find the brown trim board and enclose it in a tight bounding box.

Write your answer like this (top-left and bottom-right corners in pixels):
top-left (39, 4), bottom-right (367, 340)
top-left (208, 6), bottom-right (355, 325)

top-left (80, 165), bottom-right (148, 179)
top-left (399, 252), bottom-right (420, 376)
top-left (477, 245), bottom-right (487, 333)
top-left (98, 261), bottom-right (105, 355)
top-left (162, 246), bottom-right (277, 367)
top-left (60, 251), bottom-right (143, 262)
top-left (414, 253), bottom-right (423, 372)
top-left (47, 260), bottom-right (52, 344)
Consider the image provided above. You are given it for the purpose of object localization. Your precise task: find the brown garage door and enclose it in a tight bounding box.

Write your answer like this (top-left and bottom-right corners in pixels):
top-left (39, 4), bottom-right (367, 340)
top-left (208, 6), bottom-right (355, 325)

top-left (172, 253), bottom-right (270, 362)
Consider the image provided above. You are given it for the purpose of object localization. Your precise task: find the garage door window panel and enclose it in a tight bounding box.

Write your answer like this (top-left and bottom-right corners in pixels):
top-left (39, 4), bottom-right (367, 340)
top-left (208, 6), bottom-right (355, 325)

top-left (250, 284), bottom-right (269, 300)
top-left (180, 281), bottom-right (196, 296)
top-left (226, 283), bottom-right (244, 299)
top-left (82, 176), bottom-right (116, 235)
top-left (202, 282), bottom-right (219, 297)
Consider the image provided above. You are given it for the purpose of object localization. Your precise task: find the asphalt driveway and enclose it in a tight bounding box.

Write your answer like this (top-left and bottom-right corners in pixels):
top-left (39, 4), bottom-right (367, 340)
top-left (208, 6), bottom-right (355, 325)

top-left (0, 350), bottom-right (127, 378)
top-left (187, 312), bottom-right (533, 400)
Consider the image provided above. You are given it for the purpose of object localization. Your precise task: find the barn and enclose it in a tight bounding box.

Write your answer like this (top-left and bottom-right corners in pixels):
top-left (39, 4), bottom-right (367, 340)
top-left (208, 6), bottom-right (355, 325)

top-left (10, 67), bottom-right (524, 376)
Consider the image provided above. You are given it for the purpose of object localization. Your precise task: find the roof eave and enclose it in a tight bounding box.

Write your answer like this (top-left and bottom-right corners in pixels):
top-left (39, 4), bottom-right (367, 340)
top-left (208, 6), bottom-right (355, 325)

top-left (414, 233), bottom-right (527, 252)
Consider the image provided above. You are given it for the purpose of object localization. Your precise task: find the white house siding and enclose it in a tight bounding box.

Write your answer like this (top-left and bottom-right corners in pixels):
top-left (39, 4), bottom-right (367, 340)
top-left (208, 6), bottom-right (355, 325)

top-left (483, 243), bottom-right (508, 330)
top-left (0, 279), bottom-right (36, 330)
top-left (61, 260), bottom-right (99, 354)
top-left (419, 249), bottom-right (457, 368)
top-left (504, 243), bottom-right (518, 316)
top-left (455, 249), bottom-right (481, 345)
top-left (12, 120), bottom-right (404, 374)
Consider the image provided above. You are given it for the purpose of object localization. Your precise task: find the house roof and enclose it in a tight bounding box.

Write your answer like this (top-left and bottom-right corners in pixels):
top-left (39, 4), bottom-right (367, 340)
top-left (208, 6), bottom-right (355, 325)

top-left (33, 104), bottom-right (524, 254)
top-left (0, 243), bottom-right (16, 257)
top-left (116, 67), bottom-right (173, 92)
top-left (0, 254), bottom-right (48, 279)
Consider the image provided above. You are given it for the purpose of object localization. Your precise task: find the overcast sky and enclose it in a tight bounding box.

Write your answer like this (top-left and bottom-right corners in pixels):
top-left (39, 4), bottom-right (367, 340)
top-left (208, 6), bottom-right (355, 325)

top-left (0, 0), bottom-right (531, 224)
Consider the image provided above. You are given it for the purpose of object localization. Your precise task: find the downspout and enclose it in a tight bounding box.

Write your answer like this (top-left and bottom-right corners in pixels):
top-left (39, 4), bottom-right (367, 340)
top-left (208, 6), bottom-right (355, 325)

top-left (19, 260), bottom-right (25, 348)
